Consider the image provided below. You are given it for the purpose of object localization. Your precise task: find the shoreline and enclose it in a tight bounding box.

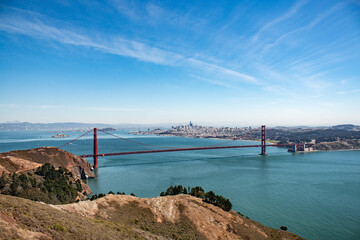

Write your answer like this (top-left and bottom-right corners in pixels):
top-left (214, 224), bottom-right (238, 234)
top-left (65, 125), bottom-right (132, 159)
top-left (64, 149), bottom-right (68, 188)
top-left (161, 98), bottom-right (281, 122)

top-left (131, 132), bottom-right (360, 153)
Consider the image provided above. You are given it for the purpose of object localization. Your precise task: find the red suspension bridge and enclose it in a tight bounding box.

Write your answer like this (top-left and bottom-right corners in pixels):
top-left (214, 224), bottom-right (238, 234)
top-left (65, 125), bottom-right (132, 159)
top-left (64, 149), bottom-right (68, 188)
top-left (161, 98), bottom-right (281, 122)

top-left (59, 125), bottom-right (308, 168)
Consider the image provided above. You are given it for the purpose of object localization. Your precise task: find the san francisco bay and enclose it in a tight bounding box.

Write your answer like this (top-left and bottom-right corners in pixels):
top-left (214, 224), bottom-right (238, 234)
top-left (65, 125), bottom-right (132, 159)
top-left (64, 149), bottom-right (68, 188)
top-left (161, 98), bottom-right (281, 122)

top-left (0, 130), bottom-right (359, 240)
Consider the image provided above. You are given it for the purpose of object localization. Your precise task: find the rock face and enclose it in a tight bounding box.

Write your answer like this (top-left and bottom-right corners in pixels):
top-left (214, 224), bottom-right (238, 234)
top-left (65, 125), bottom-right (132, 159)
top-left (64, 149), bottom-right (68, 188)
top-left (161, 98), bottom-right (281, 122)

top-left (54, 194), bottom-right (304, 240)
top-left (0, 147), bottom-right (95, 179)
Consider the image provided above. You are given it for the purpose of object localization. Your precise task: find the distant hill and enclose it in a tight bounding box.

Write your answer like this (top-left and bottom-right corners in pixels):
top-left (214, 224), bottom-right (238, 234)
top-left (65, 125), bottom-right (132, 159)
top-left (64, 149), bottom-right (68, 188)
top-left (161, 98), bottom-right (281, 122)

top-left (0, 122), bottom-right (172, 131)
top-left (274, 124), bottom-right (358, 130)
top-left (331, 124), bottom-right (356, 130)
top-left (0, 122), bottom-right (113, 131)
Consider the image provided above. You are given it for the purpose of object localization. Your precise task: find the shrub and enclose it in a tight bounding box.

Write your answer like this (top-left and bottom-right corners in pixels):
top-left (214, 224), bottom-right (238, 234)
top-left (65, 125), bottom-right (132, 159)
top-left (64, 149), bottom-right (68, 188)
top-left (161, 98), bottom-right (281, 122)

top-left (160, 185), bottom-right (232, 211)
top-left (280, 226), bottom-right (288, 231)
top-left (90, 193), bottom-right (106, 201)
top-left (53, 223), bottom-right (66, 232)
top-left (190, 186), bottom-right (205, 198)
top-left (75, 179), bottom-right (82, 192)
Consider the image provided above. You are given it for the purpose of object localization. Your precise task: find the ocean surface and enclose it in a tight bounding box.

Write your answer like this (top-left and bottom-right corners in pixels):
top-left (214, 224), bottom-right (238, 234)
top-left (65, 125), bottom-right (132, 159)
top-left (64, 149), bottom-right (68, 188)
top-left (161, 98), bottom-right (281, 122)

top-left (0, 130), bottom-right (359, 240)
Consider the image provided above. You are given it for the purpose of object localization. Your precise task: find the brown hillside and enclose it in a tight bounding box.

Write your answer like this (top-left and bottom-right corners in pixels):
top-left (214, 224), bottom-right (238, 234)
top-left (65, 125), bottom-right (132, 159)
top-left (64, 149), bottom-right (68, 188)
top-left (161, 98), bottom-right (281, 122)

top-left (54, 194), bottom-right (304, 240)
top-left (0, 194), bottom-right (143, 240)
top-left (0, 147), bottom-right (95, 179)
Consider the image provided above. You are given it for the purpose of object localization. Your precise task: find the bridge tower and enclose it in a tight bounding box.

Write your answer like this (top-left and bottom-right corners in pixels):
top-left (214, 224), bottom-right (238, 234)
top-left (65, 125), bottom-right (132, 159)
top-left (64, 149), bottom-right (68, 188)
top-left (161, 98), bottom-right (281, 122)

top-left (260, 125), bottom-right (267, 155)
top-left (93, 128), bottom-right (98, 168)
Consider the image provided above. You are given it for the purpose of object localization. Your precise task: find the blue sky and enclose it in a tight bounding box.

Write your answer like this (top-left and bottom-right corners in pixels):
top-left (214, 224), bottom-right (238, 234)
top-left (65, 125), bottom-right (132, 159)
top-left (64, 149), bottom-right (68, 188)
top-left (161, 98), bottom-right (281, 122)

top-left (0, 0), bottom-right (359, 126)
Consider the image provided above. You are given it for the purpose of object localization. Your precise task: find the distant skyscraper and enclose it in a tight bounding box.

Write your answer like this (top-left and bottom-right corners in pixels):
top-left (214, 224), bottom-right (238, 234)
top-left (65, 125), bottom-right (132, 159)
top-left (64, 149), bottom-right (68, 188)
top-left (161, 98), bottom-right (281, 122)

top-left (189, 121), bottom-right (193, 127)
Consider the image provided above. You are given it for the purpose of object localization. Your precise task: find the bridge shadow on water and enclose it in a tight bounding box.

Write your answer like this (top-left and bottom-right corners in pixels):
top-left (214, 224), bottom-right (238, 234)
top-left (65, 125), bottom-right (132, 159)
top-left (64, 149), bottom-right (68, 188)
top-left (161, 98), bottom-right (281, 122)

top-left (98, 152), bottom-right (290, 168)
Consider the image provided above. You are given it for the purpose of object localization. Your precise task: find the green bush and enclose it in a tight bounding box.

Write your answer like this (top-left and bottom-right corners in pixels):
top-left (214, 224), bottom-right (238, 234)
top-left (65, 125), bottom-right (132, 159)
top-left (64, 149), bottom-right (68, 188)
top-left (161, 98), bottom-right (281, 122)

top-left (90, 193), bottom-right (106, 201)
top-left (53, 223), bottom-right (66, 232)
top-left (75, 179), bottom-right (82, 192)
top-left (160, 185), bottom-right (232, 211)
top-left (190, 186), bottom-right (205, 198)
top-left (160, 185), bottom-right (187, 196)
top-left (280, 226), bottom-right (288, 231)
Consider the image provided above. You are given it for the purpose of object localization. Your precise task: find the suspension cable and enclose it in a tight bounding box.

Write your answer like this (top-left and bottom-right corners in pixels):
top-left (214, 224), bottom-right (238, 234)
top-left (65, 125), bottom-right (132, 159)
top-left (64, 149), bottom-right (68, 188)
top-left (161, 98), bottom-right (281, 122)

top-left (205, 138), bottom-right (238, 147)
top-left (59, 129), bottom-right (93, 148)
top-left (99, 129), bottom-right (240, 149)
top-left (98, 129), bottom-right (175, 149)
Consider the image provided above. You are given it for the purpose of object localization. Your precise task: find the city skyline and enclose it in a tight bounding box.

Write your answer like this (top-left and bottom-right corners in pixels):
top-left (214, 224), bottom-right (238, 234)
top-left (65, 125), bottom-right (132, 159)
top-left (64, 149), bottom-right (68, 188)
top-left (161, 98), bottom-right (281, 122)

top-left (1, 0), bottom-right (360, 126)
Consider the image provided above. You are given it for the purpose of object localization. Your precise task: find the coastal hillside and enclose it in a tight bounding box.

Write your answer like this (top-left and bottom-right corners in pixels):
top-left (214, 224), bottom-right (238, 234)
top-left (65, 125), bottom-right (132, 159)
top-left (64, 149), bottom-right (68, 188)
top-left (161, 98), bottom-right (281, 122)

top-left (0, 147), bottom-right (95, 179)
top-left (0, 147), bottom-right (94, 204)
top-left (0, 194), bottom-right (303, 240)
top-left (313, 140), bottom-right (360, 151)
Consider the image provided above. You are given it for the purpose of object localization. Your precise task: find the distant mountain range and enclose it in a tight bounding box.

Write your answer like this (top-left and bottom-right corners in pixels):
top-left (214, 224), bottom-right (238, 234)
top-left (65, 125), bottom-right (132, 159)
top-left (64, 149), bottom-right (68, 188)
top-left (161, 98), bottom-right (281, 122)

top-left (0, 122), bottom-right (171, 131)
top-left (331, 124), bottom-right (358, 130)
top-left (274, 124), bottom-right (359, 131)
top-left (0, 122), bottom-right (358, 131)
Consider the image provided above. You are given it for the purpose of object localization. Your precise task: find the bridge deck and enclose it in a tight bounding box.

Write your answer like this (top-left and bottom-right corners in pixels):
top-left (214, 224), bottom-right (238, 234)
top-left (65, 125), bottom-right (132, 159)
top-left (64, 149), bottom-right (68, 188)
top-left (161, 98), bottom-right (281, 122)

top-left (81, 144), bottom-right (293, 158)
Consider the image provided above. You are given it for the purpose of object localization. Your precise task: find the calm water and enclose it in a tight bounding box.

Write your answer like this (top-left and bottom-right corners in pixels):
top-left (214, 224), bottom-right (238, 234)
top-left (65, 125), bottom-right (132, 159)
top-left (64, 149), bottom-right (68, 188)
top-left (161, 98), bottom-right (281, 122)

top-left (0, 130), bottom-right (359, 240)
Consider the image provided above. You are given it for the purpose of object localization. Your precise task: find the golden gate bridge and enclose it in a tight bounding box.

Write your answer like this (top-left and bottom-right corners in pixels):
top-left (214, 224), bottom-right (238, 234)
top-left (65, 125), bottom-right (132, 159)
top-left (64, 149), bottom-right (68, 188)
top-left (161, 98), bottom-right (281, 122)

top-left (59, 125), bottom-right (307, 168)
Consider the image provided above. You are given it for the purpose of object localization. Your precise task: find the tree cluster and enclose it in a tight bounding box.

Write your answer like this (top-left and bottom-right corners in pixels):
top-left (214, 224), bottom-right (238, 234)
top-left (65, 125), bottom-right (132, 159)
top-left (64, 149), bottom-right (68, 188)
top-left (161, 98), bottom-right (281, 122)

top-left (0, 163), bottom-right (83, 204)
top-left (190, 186), bottom-right (205, 198)
top-left (90, 193), bottom-right (106, 200)
top-left (160, 185), bottom-right (232, 212)
top-left (204, 190), bottom-right (232, 212)
top-left (160, 185), bottom-right (188, 196)
top-left (35, 163), bottom-right (78, 203)
top-left (89, 191), bottom-right (131, 200)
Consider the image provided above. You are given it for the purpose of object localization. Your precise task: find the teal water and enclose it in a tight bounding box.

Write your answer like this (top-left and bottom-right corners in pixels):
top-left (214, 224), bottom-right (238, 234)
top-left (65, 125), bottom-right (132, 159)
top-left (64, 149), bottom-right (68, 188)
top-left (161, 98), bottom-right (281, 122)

top-left (0, 130), bottom-right (359, 240)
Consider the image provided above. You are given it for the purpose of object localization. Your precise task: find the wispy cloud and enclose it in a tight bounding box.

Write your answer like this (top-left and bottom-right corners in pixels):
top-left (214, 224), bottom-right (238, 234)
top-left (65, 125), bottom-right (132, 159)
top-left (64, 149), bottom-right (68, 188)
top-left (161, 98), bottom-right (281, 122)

top-left (187, 59), bottom-right (259, 84)
top-left (259, 2), bottom-right (346, 55)
top-left (0, 8), bottom-right (258, 85)
top-left (36, 105), bottom-right (64, 109)
top-left (110, 0), bottom-right (140, 20)
top-left (0, 104), bottom-right (21, 108)
top-left (189, 74), bottom-right (243, 90)
top-left (336, 89), bottom-right (360, 95)
top-left (111, 0), bottom-right (202, 29)
top-left (78, 107), bottom-right (141, 112)
top-left (252, 0), bottom-right (308, 42)
top-left (0, 104), bottom-right (63, 109)
top-left (263, 85), bottom-right (292, 97)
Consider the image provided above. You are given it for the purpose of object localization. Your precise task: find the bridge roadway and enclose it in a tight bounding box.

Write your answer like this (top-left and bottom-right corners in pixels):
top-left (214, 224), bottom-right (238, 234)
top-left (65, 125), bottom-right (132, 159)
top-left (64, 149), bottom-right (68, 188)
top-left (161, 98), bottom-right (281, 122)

top-left (81, 143), bottom-right (295, 158)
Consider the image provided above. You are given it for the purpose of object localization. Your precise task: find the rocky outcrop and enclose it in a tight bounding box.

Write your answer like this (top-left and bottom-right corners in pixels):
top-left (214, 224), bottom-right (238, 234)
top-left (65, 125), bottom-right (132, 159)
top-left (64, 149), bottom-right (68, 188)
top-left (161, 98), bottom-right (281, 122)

top-left (0, 147), bottom-right (95, 179)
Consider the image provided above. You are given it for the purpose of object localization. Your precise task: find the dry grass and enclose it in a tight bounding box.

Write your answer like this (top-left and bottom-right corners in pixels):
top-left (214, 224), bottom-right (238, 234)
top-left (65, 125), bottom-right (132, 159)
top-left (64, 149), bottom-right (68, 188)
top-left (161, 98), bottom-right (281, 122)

top-left (0, 194), bottom-right (141, 239)
top-left (0, 193), bottom-right (305, 240)
top-left (0, 147), bottom-right (95, 179)
top-left (96, 199), bottom-right (206, 240)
